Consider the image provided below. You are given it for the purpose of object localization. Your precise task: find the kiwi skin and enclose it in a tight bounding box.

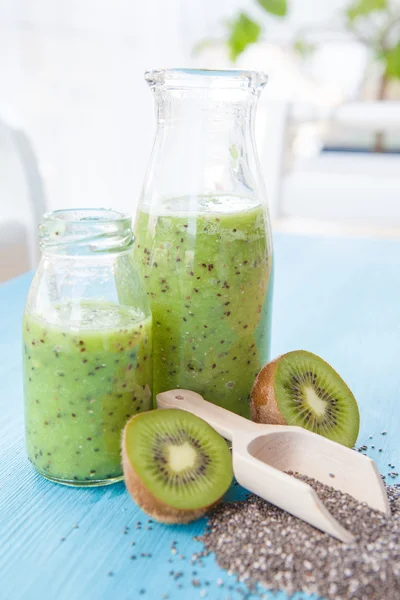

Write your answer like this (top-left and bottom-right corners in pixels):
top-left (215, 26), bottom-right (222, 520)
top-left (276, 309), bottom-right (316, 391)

top-left (121, 413), bottom-right (226, 524)
top-left (250, 350), bottom-right (360, 447)
top-left (251, 356), bottom-right (286, 425)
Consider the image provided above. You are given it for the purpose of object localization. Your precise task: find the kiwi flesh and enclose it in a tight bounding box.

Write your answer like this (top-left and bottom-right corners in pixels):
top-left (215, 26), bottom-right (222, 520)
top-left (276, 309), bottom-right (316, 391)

top-left (121, 408), bottom-right (233, 523)
top-left (251, 350), bottom-right (360, 448)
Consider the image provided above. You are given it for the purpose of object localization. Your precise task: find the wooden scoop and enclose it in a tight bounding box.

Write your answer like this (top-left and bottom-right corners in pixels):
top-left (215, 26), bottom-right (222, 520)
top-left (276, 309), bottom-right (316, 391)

top-left (156, 389), bottom-right (390, 543)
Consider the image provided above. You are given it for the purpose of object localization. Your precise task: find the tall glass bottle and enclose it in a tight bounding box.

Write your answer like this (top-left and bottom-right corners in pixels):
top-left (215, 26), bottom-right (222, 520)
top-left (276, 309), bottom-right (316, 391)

top-left (134, 69), bottom-right (273, 418)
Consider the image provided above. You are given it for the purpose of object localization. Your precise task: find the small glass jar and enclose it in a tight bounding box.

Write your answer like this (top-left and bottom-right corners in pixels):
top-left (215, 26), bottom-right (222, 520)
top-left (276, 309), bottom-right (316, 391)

top-left (23, 209), bottom-right (152, 486)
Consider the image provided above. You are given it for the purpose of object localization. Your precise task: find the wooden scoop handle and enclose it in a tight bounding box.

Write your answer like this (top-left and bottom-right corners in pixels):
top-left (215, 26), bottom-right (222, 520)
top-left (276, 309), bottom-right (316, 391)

top-left (156, 389), bottom-right (261, 441)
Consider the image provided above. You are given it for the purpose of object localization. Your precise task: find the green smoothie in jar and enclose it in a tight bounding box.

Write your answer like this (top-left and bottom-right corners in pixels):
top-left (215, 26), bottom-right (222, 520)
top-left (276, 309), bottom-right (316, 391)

top-left (23, 303), bottom-right (152, 484)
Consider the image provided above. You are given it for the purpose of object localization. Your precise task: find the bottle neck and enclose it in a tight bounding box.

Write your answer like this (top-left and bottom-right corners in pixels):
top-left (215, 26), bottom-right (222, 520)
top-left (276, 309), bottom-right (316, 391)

top-left (140, 69), bottom-right (268, 210)
top-left (148, 68), bottom-right (266, 146)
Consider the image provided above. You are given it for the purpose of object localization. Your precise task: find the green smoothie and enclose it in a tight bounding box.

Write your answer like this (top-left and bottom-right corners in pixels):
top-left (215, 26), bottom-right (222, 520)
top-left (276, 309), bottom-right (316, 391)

top-left (23, 302), bottom-right (152, 485)
top-left (133, 196), bottom-right (273, 417)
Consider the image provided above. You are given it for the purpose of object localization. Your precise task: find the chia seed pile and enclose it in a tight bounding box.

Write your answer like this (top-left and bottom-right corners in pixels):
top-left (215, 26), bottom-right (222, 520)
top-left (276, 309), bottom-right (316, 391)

top-left (200, 473), bottom-right (400, 599)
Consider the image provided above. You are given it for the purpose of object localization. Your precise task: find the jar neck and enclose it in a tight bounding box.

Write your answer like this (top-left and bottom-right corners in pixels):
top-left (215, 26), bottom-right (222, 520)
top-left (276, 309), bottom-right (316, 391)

top-left (39, 209), bottom-right (133, 256)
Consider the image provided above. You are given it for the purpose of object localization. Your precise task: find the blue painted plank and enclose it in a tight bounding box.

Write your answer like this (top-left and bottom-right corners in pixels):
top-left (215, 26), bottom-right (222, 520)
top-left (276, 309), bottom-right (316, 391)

top-left (1, 234), bottom-right (399, 600)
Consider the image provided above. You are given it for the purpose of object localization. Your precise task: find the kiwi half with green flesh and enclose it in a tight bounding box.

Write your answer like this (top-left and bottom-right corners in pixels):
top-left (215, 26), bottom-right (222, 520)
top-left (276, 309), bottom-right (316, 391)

top-left (251, 350), bottom-right (360, 448)
top-left (122, 408), bottom-right (233, 523)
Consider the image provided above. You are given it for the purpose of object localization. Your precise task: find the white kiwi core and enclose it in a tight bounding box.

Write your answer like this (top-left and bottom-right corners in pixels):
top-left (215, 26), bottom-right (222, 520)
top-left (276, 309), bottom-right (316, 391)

top-left (304, 386), bottom-right (327, 417)
top-left (168, 442), bottom-right (197, 473)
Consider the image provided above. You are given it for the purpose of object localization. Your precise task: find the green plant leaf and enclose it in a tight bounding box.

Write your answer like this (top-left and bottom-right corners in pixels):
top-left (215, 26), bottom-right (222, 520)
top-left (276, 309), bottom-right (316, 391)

top-left (346, 0), bottom-right (387, 22)
top-left (256, 0), bottom-right (287, 17)
top-left (227, 13), bottom-right (262, 61)
top-left (382, 42), bottom-right (400, 80)
top-left (293, 38), bottom-right (316, 58)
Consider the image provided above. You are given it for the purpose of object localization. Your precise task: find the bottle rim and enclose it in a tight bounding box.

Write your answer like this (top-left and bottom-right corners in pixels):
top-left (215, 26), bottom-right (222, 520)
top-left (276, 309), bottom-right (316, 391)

top-left (145, 68), bottom-right (268, 91)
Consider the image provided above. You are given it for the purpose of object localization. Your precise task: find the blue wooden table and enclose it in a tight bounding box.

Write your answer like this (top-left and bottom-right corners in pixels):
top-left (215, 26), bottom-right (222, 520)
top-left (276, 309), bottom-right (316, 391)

top-left (1, 233), bottom-right (400, 600)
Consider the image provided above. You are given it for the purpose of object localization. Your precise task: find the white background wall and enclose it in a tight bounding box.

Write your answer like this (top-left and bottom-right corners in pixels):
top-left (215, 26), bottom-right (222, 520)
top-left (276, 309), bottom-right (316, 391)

top-left (0, 0), bottom-right (355, 217)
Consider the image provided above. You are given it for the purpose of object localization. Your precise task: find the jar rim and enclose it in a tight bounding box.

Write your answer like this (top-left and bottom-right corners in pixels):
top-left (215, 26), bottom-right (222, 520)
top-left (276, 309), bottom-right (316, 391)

top-left (40, 208), bottom-right (133, 254)
top-left (43, 208), bottom-right (130, 225)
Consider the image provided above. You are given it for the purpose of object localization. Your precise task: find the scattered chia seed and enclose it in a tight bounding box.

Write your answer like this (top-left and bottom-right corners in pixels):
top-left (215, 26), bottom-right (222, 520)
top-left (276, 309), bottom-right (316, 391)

top-left (200, 473), bottom-right (400, 600)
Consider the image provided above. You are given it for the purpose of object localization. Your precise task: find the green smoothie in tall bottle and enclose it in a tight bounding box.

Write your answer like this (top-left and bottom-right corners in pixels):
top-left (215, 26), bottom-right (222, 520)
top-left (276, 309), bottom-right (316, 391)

top-left (134, 195), bottom-right (273, 417)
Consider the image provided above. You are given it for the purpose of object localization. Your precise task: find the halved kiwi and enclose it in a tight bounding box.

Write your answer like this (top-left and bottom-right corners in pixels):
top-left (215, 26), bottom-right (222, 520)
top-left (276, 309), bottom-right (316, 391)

top-left (121, 408), bottom-right (233, 523)
top-left (251, 350), bottom-right (360, 448)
